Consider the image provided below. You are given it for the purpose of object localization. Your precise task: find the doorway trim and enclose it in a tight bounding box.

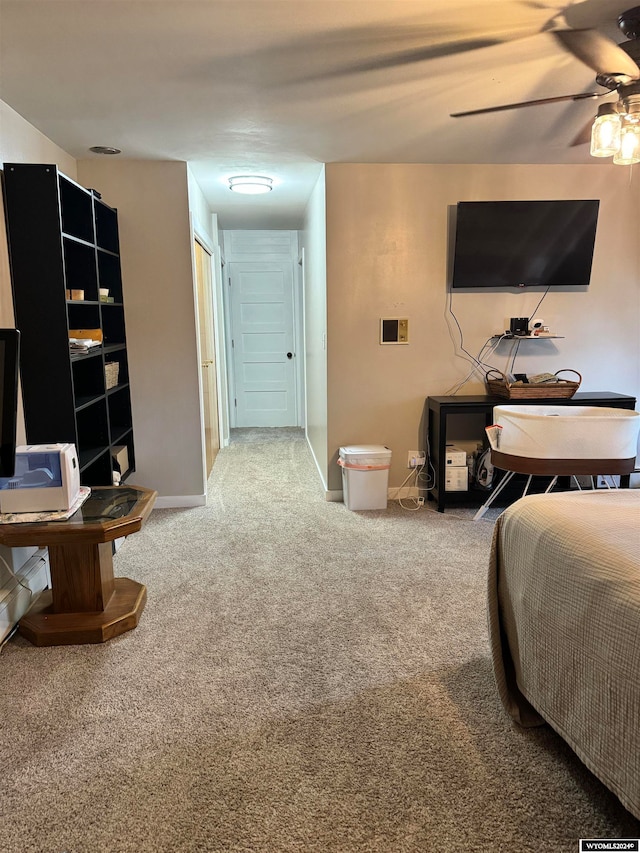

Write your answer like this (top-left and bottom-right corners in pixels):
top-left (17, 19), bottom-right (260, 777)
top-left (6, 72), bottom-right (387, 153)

top-left (191, 220), bottom-right (229, 471)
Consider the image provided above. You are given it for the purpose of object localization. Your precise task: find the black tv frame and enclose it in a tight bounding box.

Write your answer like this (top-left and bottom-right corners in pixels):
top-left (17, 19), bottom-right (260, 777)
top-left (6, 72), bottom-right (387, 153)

top-left (449, 199), bottom-right (600, 290)
top-left (0, 328), bottom-right (20, 478)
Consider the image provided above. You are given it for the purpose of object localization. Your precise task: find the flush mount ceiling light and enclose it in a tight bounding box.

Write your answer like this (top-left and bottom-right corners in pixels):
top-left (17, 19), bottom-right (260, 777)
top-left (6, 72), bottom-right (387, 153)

top-left (228, 175), bottom-right (273, 194)
top-left (89, 146), bottom-right (122, 155)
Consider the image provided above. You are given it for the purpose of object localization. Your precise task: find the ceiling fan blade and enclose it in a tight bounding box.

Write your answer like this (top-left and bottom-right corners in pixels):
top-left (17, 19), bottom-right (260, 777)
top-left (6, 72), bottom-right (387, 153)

top-left (451, 91), bottom-right (600, 118)
top-left (293, 38), bottom-right (503, 83)
top-left (238, 8), bottom-right (550, 89)
top-left (569, 118), bottom-right (595, 147)
top-left (553, 29), bottom-right (640, 79)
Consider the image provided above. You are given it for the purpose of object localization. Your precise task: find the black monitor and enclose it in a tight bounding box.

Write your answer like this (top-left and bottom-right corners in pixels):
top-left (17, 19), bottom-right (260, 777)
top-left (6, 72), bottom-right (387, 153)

top-left (0, 329), bottom-right (20, 477)
top-left (450, 199), bottom-right (600, 289)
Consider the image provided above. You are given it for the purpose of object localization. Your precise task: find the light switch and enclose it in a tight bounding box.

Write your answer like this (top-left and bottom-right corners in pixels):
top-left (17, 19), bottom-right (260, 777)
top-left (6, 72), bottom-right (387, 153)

top-left (380, 318), bottom-right (409, 345)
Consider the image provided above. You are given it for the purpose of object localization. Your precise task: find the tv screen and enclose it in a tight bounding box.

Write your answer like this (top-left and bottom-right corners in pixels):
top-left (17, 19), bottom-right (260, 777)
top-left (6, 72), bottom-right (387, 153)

top-left (450, 199), bottom-right (600, 288)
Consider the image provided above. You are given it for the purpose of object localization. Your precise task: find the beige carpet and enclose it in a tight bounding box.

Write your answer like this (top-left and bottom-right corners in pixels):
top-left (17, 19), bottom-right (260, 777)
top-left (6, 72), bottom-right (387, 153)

top-left (1, 428), bottom-right (638, 853)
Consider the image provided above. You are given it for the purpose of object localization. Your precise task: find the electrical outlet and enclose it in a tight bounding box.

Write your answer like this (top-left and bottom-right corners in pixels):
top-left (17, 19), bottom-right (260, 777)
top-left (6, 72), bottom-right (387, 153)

top-left (407, 451), bottom-right (426, 468)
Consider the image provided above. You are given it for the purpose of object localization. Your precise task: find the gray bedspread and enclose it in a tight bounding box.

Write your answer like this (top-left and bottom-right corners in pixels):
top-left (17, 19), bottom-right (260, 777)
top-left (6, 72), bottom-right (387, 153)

top-left (488, 489), bottom-right (640, 819)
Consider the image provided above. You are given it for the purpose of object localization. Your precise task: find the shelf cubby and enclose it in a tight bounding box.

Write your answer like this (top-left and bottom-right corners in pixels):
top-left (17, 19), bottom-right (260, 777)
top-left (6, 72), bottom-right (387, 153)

top-left (81, 450), bottom-right (113, 486)
top-left (104, 348), bottom-right (129, 387)
top-left (97, 250), bottom-right (123, 301)
top-left (101, 304), bottom-right (126, 346)
top-left (63, 237), bottom-right (98, 300)
top-left (72, 356), bottom-right (106, 408)
top-left (59, 176), bottom-right (95, 244)
top-left (94, 200), bottom-right (120, 254)
top-left (111, 429), bottom-right (135, 481)
top-left (108, 387), bottom-right (133, 441)
top-left (67, 301), bottom-right (101, 333)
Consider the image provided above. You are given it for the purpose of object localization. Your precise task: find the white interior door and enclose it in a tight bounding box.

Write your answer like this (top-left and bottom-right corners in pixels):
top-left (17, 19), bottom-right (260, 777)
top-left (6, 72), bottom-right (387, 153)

top-left (229, 260), bottom-right (296, 427)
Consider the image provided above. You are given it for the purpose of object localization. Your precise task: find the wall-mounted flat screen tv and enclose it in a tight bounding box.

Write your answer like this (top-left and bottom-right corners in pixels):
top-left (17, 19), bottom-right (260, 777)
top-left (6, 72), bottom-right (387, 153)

top-left (450, 199), bottom-right (600, 289)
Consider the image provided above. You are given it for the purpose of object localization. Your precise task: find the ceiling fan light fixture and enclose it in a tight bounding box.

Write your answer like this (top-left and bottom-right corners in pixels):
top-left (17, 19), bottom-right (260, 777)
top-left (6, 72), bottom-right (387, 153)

top-left (613, 120), bottom-right (640, 164)
top-left (228, 175), bottom-right (273, 195)
top-left (590, 103), bottom-right (621, 157)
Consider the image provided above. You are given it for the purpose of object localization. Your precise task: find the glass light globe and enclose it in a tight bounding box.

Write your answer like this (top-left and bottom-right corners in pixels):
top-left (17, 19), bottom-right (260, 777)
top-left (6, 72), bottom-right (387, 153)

top-left (613, 123), bottom-right (640, 165)
top-left (590, 111), bottom-right (621, 157)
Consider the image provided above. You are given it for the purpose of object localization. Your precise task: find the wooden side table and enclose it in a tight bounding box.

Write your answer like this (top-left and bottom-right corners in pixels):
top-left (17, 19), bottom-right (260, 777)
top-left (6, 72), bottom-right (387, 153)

top-left (0, 485), bottom-right (156, 646)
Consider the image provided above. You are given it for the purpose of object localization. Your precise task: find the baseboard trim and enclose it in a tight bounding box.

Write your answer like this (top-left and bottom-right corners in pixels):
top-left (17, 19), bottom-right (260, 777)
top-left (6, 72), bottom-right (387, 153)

top-left (305, 432), bottom-right (329, 493)
top-left (154, 494), bottom-right (207, 509)
top-left (390, 485), bottom-right (421, 499)
top-left (325, 486), bottom-right (422, 502)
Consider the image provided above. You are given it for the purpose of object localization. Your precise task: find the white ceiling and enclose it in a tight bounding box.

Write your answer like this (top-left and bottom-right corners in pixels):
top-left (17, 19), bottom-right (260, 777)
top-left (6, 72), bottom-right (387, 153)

top-left (0, 0), bottom-right (634, 228)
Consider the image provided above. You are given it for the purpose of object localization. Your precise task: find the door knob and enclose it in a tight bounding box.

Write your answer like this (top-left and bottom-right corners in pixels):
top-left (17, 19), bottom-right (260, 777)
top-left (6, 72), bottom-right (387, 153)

top-left (287, 352), bottom-right (293, 359)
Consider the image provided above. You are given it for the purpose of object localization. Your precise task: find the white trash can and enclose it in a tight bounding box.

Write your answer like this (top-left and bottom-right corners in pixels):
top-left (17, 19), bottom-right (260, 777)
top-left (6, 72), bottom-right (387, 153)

top-left (338, 445), bottom-right (392, 510)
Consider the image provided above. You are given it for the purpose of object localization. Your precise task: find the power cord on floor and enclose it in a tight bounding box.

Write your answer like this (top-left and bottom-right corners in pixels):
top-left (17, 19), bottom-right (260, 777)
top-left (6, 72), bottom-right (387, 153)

top-left (419, 502), bottom-right (500, 522)
top-left (0, 551), bottom-right (33, 595)
top-left (392, 463), bottom-right (426, 511)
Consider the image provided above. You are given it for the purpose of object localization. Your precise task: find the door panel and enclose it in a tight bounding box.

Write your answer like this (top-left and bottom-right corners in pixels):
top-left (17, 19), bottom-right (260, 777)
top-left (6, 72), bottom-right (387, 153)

top-left (194, 240), bottom-right (219, 476)
top-left (229, 261), bottom-right (296, 427)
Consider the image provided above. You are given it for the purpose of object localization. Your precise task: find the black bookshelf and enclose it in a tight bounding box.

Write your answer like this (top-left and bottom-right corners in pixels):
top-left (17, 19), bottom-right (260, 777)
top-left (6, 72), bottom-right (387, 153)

top-left (2, 163), bottom-right (135, 486)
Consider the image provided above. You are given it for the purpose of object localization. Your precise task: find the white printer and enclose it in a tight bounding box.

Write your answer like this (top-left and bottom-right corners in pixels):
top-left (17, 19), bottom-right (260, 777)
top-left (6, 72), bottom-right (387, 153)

top-left (0, 443), bottom-right (80, 513)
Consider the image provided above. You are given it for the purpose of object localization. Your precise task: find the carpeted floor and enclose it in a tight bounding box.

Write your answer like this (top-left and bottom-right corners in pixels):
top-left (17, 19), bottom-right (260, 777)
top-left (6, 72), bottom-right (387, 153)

top-left (1, 428), bottom-right (638, 852)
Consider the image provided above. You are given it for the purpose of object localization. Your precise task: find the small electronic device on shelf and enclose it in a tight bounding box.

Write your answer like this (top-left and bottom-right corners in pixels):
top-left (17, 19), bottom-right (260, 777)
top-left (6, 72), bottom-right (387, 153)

top-left (509, 317), bottom-right (529, 336)
top-left (0, 443), bottom-right (80, 513)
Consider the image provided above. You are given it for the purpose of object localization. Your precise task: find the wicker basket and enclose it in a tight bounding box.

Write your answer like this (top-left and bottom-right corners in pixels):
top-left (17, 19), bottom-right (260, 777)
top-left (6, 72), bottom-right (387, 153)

top-left (485, 369), bottom-right (582, 400)
top-left (105, 361), bottom-right (120, 390)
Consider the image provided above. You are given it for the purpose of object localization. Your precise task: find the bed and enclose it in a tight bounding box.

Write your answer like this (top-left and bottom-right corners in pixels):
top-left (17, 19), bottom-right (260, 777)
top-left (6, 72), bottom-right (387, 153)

top-left (488, 489), bottom-right (640, 819)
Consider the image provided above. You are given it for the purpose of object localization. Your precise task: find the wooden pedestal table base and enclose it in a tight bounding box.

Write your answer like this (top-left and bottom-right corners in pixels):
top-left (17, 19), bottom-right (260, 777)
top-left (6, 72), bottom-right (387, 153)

top-left (0, 485), bottom-right (156, 647)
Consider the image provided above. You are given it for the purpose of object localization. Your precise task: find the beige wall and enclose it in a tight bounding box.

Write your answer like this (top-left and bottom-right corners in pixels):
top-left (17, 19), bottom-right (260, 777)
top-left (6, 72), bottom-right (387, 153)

top-left (0, 100), bottom-right (77, 332)
top-left (0, 100), bottom-right (80, 445)
top-left (0, 101), bottom-right (76, 176)
top-left (300, 168), bottom-right (328, 486)
top-left (325, 163), bottom-right (640, 491)
top-left (77, 159), bottom-right (205, 503)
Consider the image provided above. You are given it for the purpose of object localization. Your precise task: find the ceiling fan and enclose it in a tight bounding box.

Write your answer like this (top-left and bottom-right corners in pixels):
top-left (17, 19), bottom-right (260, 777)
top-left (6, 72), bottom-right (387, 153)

top-left (451, 5), bottom-right (640, 162)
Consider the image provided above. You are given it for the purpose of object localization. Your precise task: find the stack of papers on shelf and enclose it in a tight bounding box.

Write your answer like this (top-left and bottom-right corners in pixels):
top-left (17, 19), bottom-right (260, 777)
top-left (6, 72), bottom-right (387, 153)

top-left (69, 338), bottom-right (101, 354)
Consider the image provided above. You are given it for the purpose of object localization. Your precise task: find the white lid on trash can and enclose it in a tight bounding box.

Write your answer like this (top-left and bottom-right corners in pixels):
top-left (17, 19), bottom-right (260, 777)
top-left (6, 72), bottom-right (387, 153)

top-left (339, 445), bottom-right (392, 465)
